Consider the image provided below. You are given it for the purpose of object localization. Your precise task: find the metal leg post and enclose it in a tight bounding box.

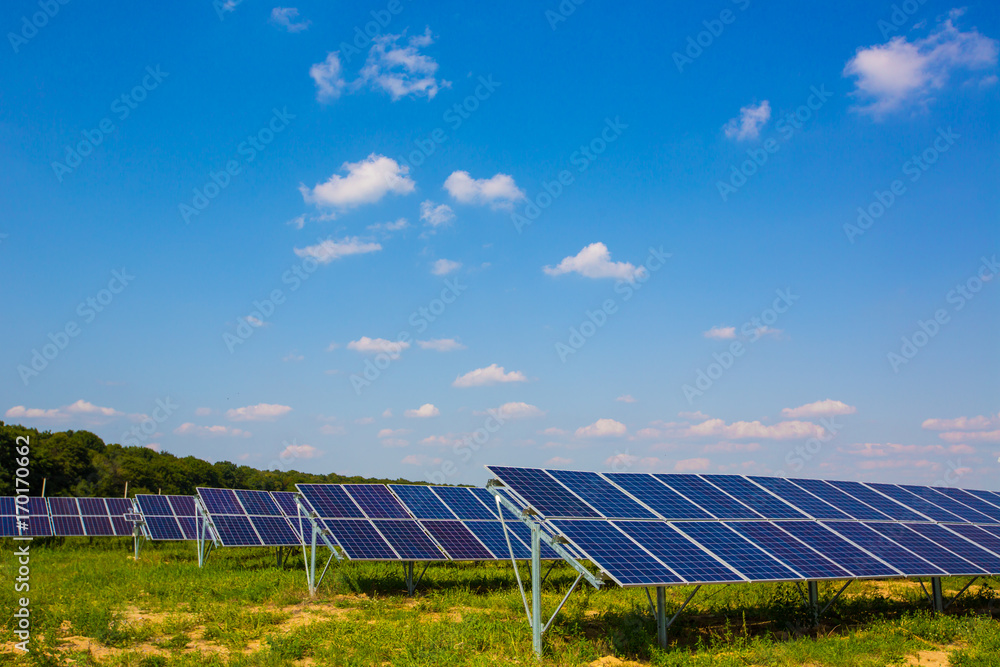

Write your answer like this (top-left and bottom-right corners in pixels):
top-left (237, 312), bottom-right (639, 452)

top-left (531, 522), bottom-right (542, 658)
top-left (808, 581), bottom-right (820, 626)
top-left (656, 586), bottom-right (668, 649)
top-left (932, 577), bottom-right (944, 613)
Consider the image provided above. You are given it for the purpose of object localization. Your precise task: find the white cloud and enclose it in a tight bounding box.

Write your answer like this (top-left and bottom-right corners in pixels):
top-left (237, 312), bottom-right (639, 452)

top-left (703, 326), bottom-right (737, 340)
top-left (452, 363), bottom-right (527, 387)
top-left (367, 218), bottom-right (409, 233)
top-left (5, 400), bottom-right (122, 421)
top-left (723, 101), bottom-right (771, 140)
top-left (616, 394), bottom-right (637, 403)
top-left (174, 423), bottom-right (251, 438)
top-left (443, 171), bottom-right (525, 209)
top-left (683, 418), bottom-right (825, 440)
top-left (281, 443), bottom-right (320, 459)
top-left (543, 242), bottom-right (646, 282)
top-left (575, 418), bottom-right (627, 438)
top-left (359, 27), bottom-right (449, 100)
top-left (541, 427), bottom-right (568, 436)
top-left (226, 403), bottom-right (293, 421)
top-left (270, 7), bottom-right (310, 32)
top-left (431, 258), bottom-right (462, 276)
top-left (921, 414), bottom-right (999, 431)
top-left (937, 430), bottom-right (1000, 443)
top-left (300, 154), bottom-right (415, 211)
top-left (347, 337), bottom-right (411, 356)
top-left (781, 399), bottom-right (857, 419)
top-left (545, 457), bottom-right (573, 467)
top-left (378, 428), bottom-right (410, 438)
top-left (310, 52), bottom-right (346, 102)
top-left (417, 338), bottom-right (466, 351)
top-left (294, 237), bottom-right (382, 264)
top-left (420, 200), bottom-right (455, 227)
top-left (604, 453), bottom-right (638, 469)
top-left (5, 406), bottom-right (63, 419)
top-left (844, 11), bottom-right (999, 115)
top-left (476, 402), bottom-right (545, 420)
top-left (405, 403), bottom-right (440, 418)
top-left (675, 458), bottom-right (711, 472)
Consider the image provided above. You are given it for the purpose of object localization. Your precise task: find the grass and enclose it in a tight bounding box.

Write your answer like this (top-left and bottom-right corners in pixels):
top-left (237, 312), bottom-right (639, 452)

top-left (0, 538), bottom-right (998, 666)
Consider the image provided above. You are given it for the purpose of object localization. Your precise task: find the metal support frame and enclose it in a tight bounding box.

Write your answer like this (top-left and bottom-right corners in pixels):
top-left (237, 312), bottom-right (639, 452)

top-left (294, 495), bottom-right (342, 596)
top-left (944, 576), bottom-right (979, 611)
top-left (655, 585), bottom-right (700, 648)
top-left (931, 576), bottom-right (944, 613)
top-left (808, 580), bottom-right (820, 625)
top-left (194, 496), bottom-right (217, 568)
top-left (404, 561), bottom-right (430, 596)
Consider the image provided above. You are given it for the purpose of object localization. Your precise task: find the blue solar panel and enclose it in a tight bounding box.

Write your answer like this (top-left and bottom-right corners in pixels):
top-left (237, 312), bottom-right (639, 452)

top-left (0, 497), bottom-right (15, 514)
top-left (20, 516), bottom-right (52, 537)
top-left (863, 522), bottom-right (986, 575)
top-left (212, 514), bottom-right (260, 546)
top-left (963, 489), bottom-right (1000, 513)
top-left (144, 515), bottom-right (184, 540)
top-left (136, 495), bottom-right (198, 540)
top-left (931, 488), bottom-right (1000, 523)
top-left (111, 516), bottom-right (132, 536)
top-left (899, 485), bottom-right (995, 523)
top-left (26, 497), bottom-right (48, 515)
top-left (826, 481), bottom-right (926, 522)
top-left (865, 483), bottom-right (963, 523)
top-left (672, 522), bottom-right (799, 581)
top-left (789, 479), bottom-right (892, 521)
top-left (468, 487), bottom-right (505, 516)
top-left (821, 521), bottom-right (944, 576)
top-left (703, 476), bottom-right (807, 519)
top-left (177, 517), bottom-right (199, 540)
top-left (49, 497), bottom-right (79, 515)
top-left (433, 487), bottom-right (497, 520)
top-left (487, 466), bottom-right (601, 518)
top-left (463, 520), bottom-right (532, 559)
top-left (52, 514), bottom-right (86, 536)
top-left (234, 490), bottom-right (282, 516)
top-left (547, 470), bottom-right (657, 519)
top-left (83, 515), bottom-right (114, 536)
top-left (106, 498), bottom-right (135, 516)
top-left (747, 477), bottom-right (851, 520)
top-left (1, 497), bottom-right (52, 537)
top-left (774, 521), bottom-right (901, 578)
top-left (390, 485), bottom-right (457, 519)
top-left (655, 475), bottom-right (762, 519)
top-left (199, 488), bottom-right (243, 515)
top-left (249, 515), bottom-right (300, 546)
top-left (269, 491), bottom-right (301, 519)
top-left (727, 521), bottom-right (852, 579)
top-left (344, 485), bottom-right (411, 519)
top-left (167, 495), bottom-right (196, 516)
top-left (373, 519), bottom-right (447, 560)
top-left (614, 521), bottom-right (744, 584)
top-left (136, 494), bottom-right (173, 516)
top-left (551, 520), bottom-right (683, 586)
top-left (78, 498), bottom-right (107, 515)
top-left (0, 517), bottom-right (15, 536)
top-left (943, 524), bottom-right (1000, 563)
top-left (421, 520), bottom-right (494, 560)
top-left (297, 484), bottom-right (364, 518)
top-left (324, 519), bottom-right (398, 560)
top-left (603, 473), bottom-right (713, 520)
top-left (905, 523), bottom-right (1000, 573)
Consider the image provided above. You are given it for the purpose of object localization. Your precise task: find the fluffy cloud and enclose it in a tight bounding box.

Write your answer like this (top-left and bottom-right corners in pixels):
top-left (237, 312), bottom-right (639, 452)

top-left (452, 363), bottom-right (527, 387)
top-left (300, 154), bottom-right (415, 210)
top-left (476, 402), bottom-right (545, 420)
top-left (420, 200), bottom-right (455, 227)
top-left (347, 337), bottom-right (411, 356)
top-left (937, 430), bottom-right (1000, 443)
top-left (226, 403), bottom-right (293, 421)
top-left (544, 242), bottom-right (645, 282)
top-left (359, 27), bottom-right (449, 100)
top-left (844, 11), bottom-right (999, 115)
top-left (843, 442), bottom-right (974, 457)
top-left (6, 400), bottom-right (123, 421)
top-left (174, 423), bottom-right (251, 437)
top-left (575, 418), bottom-right (627, 438)
top-left (280, 443), bottom-right (320, 459)
top-left (703, 326), bottom-right (736, 340)
top-left (367, 218), bottom-right (409, 234)
top-left (431, 259), bottom-right (461, 275)
top-left (417, 338), bottom-right (466, 351)
top-left (675, 457), bottom-right (711, 472)
top-left (310, 52), bottom-right (345, 102)
top-left (443, 171), bottom-right (525, 209)
top-left (616, 394), bottom-right (637, 403)
top-left (293, 237), bottom-right (382, 264)
top-left (270, 7), bottom-right (310, 32)
top-left (781, 399), bottom-right (857, 419)
top-left (723, 101), bottom-right (771, 140)
top-left (405, 403), bottom-right (440, 418)
top-left (922, 414), bottom-right (999, 431)
top-left (642, 417), bottom-right (826, 441)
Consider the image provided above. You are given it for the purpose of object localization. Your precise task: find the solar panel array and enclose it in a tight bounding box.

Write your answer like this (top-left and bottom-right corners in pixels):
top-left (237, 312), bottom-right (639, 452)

top-left (0, 497), bottom-right (51, 537)
top-left (486, 466), bottom-right (1000, 588)
top-left (196, 488), bottom-right (300, 547)
top-left (134, 494), bottom-right (201, 541)
top-left (1, 497), bottom-right (138, 537)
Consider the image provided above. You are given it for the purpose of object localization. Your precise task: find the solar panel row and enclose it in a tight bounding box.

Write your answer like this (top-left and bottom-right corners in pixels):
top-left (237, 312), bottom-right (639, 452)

top-left (195, 488), bottom-right (300, 547)
top-left (1, 496), bottom-right (137, 537)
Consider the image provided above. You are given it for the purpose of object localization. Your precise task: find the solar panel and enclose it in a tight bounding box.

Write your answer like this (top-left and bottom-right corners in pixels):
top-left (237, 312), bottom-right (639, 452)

top-left (297, 484), bottom-right (365, 518)
top-left (463, 520), bottom-right (532, 559)
top-left (269, 491), bottom-right (301, 519)
top-left (52, 515), bottom-right (86, 536)
top-left (212, 514), bottom-right (261, 546)
top-left (432, 486), bottom-right (497, 520)
top-left (963, 489), bottom-right (1000, 512)
top-left (390, 485), bottom-right (457, 519)
top-left (0, 497), bottom-right (52, 537)
top-left (235, 489), bottom-right (282, 516)
top-left (789, 478), bottom-right (892, 521)
top-left (323, 519), bottom-right (398, 560)
top-left (550, 520), bottom-right (684, 586)
top-left (865, 483), bottom-right (963, 523)
top-left (486, 466), bottom-right (601, 518)
top-left (863, 522), bottom-right (986, 575)
top-left (904, 523), bottom-right (1000, 572)
top-left (614, 521), bottom-right (744, 584)
top-left (344, 484), bottom-right (412, 519)
top-left (421, 520), bottom-right (494, 560)
top-left (145, 515), bottom-right (184, 541)
top-left (774, 521), bottom-right (901, 578)
top-left (821, 521), bottom-right (944, 576)
top-left (135, 495), bottom-right (200, 541)
top-left (671, 522), bottom-right (800, 581)
top-left (931, 488), bottom-right (1000, 523)
top-left (199, 488), bottom-right (243, 515)
top-left (726, 521), bottom-right (852, 580)
top-left (702, 476), bottom-right (807, 519)
top-left (655, 475), bottom-right (762, 519)
top-left (547, 469), bottom-right (658, 519)
top-left (899, 485), bottom-right (995, 524)
top-left (249, 515), bottom-right (300, 546)
top-left (82, 515), bottom-right (114, 536)
top-left (49, 497), bottom-right (79, 515)
top-left (603, 473), bottom-right (712, 520)
top-left (136, 494), bottom-right (173, 516)
top-left (372, 519), bottom-right (447, 560)
top-left (468, 487), bottom-right (505, 515)
top-left (951, 524), bottom-right (1000, 555)
top-left (197, 487), bottom-right (299, 547)
top-left (826, 481), bottom-right (926, 522)
top-left (746, 477), bottom-right (851, 520)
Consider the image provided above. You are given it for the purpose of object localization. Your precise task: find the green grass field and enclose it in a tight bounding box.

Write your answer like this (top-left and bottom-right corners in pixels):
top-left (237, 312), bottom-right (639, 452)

top-left (2, 538), bottom-right (999, 666)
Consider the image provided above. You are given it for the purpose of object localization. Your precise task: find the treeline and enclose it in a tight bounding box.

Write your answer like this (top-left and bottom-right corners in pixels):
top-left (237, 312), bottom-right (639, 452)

top-left (0, 422), bottom-right (417, 498)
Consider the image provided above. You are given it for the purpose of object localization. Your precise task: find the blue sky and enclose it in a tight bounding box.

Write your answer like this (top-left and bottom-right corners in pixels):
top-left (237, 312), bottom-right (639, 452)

top-left (2, 0), bottom-right (998, 489)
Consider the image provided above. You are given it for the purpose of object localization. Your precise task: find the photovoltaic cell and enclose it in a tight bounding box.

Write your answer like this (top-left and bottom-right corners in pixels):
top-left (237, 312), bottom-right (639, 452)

top-left (822, 521), bottom-right (944, 576)
top-left (111, 516), bottom-right (132, 536)
top-left (899, 485), bottom-right (995, 524)
top-left (963, 489), bottom-right (1000, 512)
top-left (547, 469), bottom-right (657, 519)
top-left (137, 494), bottom-right (173, 516)
top-left (656, 475), bottom-right (762, 520)
top-left (167, 495), bottom-right (196, 516)
top-left (865, 483), bottom-right (963, 523)
top-left (747, 476), bottom-right (851, 520)
top-left (905, 523), bottom-right (1000, 572)
top-left (82, 515), bottom-right (114, 536)
top-left (269, 491), bottom-right (301, 519)
top-left (931, 488), bottom-right (1000, 523)
top-left (463, 520), bottom-right (531, 560)
top-left (726, 521), bottom-right (851, 579)
top-left (603, 473), bottom-right (712, 520)
top-left (52, 514), bottom-right (86, 536)
top-left (106, 498), bottom-right (135, 516)
top-left (499, 517), bottom-right (562, 560)
top-left (468, 488), bottom-right (504, 516)
top-left (826, 481), bottom-right (926, 522)
top-left (487, 466), bottom-right (601, 518)
top-left (390, 485), bottom-right (457, 519)
top-left (297, 484), bottom-right (364, 518)
top-left (672, 522), bottom-right (799, 581)
top-left (944, 524), bottom-right (1000, 560)
top-left (421, 520), bottom-right (494, 560)
top-left (235, 489), bottom-right (282, 516)
top-left (774, 521), bottom-right (900, 578)
top-left (20, 516), bottom-right (53, 537)
top-left (249, 515), bottom-right (300, 546)
top-left (433, 486), bottom-right (496, 520)
top-left (551, 520), bottom-right (683, 586)
top-left (323, 519), bottom-right (398, 560)
top-left (344, 485), bottom-right (411, 519)
top-left (702, 476), bottom-right (806, 519)
top-left (212, 514), bottom-right (260, 546)
top-left (789, 479), bottom-right (892, 521)
top-left (199, 488), bottom-right (243, 515)
top-left (373, 519), bottom-right (447, 560)
top-left (49, 497), bottom-right (79, 515)
top-left (0, 497), bottom-right (15, 514)
top-left (0, 497), bottom-right (52, 537)
top-left (177, 517), bottom-right (199, 540)
top-left (78, 498), bottom-right (108, 515)
top-left (614, 521), bottom-right (744, 584)
top-left (863, 522), bottom-right (985, 575)
top-left (135, 495), bottom-right (199, 541)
